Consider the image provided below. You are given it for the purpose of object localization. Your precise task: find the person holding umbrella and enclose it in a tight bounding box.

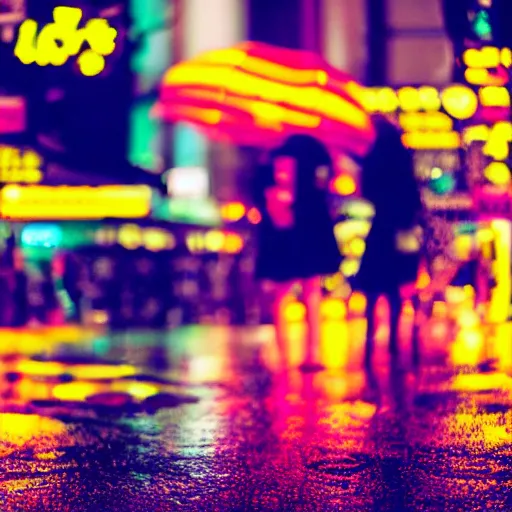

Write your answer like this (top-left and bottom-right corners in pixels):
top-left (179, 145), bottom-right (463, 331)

top-left (253, 135), bottom-right (342, 372)
top-left (156, 42), bottom-right (376, 370)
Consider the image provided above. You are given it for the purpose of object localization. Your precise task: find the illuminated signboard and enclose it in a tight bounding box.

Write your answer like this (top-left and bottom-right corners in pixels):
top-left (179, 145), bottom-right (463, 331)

top-left (0, 185), bottom-right (152, 220)
top-left (462, 46), bottom-right (511, 87)
top-left (0, 97), bottom-right (25, 134)
top-left (14, 6), bottom-right (118, 76)
top-left (461, 46), bottom-right (512, 190)
top-left (0, 145), bottom-right (43, 183)
top-left (361, 85), bottom-right (480, 150)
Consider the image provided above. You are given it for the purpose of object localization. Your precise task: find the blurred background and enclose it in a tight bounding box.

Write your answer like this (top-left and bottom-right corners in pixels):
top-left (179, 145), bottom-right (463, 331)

top-left (0, 0), bottom-right (510, 330)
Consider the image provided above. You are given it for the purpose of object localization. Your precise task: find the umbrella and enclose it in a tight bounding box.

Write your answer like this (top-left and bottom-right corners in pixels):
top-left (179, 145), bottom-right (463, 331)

top-left (155, 42), bottom-right (374, 157)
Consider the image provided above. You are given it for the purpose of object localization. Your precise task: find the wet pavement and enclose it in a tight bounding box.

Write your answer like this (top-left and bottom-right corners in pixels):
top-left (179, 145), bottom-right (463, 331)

top-left (1, 313), bottom-right (512, 511)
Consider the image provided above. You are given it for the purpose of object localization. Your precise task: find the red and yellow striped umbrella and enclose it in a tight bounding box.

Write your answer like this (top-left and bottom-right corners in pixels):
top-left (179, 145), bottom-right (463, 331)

top-left (156, 42), bottom-right (375, 157)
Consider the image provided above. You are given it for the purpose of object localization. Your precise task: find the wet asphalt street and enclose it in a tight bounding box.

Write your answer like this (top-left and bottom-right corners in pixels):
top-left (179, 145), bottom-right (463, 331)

top-left (1, 315), bottom-right (512, 512)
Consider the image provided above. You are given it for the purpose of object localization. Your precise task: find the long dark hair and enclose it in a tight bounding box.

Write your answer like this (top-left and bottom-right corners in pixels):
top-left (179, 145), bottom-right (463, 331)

top-left (271, 135), bottom-right (332, 198)
top-left (362, 115), bottom-right (422, 228)
top-left (253, 135), bottom-right (333, 213)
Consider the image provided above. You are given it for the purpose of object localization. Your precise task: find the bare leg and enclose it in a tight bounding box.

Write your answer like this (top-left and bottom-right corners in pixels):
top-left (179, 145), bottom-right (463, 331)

top-left (300, 276), bottom-right (324, 372)
top-left (365, 292), bottom-right (378, 366)
top-left (412, 291), bottom-right (433, 368)
top-left (388, 289), bottom-right (402, 357)
top-left (272, 280), bottom-right (295, 370)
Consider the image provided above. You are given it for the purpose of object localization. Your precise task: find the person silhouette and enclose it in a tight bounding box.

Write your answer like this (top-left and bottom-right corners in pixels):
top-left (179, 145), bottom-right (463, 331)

top-left (254, 135), bottom-right (342, 372)
top-left (352, 115), bottom-right (422, 365)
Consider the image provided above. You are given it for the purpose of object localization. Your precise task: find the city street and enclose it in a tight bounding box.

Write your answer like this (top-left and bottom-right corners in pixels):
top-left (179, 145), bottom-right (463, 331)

top-left (1, 314), bottom-right (512, 511)
top-left (1, 0), bottom-right (512, 511)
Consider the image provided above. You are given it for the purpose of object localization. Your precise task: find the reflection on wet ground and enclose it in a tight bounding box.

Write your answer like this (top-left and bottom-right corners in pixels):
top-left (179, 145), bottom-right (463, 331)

top-left (1, 314), bottom-right (512, 511)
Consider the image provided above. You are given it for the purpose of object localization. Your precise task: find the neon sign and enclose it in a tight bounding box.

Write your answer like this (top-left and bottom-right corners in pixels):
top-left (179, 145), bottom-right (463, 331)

top-left (0, 185), bottom-right (152, 220)
top-left (462, 46), bottom-right (511, 86)
top-left (462, 46), bottom-right (512, 189)
top-left (0, 145), bottom-right (43, 183)
top-left (14, 6), bottom-right (118, 76)
top-left (362, 85), bottom-right (474, 150)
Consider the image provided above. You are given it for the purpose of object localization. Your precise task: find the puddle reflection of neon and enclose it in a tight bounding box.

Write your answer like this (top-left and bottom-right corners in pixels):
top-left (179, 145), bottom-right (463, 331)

top-left (14, 6), bottom-right (118, 76)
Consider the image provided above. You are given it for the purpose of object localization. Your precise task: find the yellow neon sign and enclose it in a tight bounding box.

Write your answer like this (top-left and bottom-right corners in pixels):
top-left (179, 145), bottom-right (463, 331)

top-left (479, 86), bottom-right (510, 107)
top-left (463, 124), bottom-right (489, 145)
top-left (463, 46), bottom-right (510, 69)
top-left (484, 162), bottom-right (511, 186)
top-left (365, 85), bottom-right (477, 120)
top-left (14, 6), bottom-right (118, 77)
top-left (482, 122), bottom-right (512, 161)
top-left (0, 146), bottom-right (43, 183)
top-left (401, 131), bottom-right (461, 150)
top-left (0, 185), bottom-right (152, 220)
top-left (398, 112), bottom-right (453, 132)
top-left (440, 85), bottom-right (478, 120)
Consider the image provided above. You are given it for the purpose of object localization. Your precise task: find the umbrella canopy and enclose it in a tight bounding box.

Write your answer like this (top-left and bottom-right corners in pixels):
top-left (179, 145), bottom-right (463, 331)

top-left (156, 42), bottom-right (375, 157)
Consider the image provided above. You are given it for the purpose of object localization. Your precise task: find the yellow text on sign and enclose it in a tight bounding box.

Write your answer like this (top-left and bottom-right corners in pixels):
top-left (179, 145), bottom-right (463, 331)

top-left (14, 6), bottom-right (118, 76)
top-left (0, 146), bottom-right (43, 183)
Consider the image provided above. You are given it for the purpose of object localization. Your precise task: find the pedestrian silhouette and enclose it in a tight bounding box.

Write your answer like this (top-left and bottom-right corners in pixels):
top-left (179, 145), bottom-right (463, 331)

top-left (352, 115), bottom-right (422, 365)
top-left (254, 135), bottom-right (342, 372)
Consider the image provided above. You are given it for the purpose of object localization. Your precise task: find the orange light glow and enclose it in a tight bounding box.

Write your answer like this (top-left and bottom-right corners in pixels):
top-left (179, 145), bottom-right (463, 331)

top-left (68, 364), bottom-right (137, 380)
top-left (220, 202), bottom-right (246, 222)
top-left (320, 298), bottom-right (346, 320)
top-left (488, 220), bottom-right (511, 323)
top-left (223, 232), bottom-right (244, 253)
top-left (143, 228), bottom-right (176, 251)
top-left (319, 320), bottom-right (350, 370)
top-left (118, 223), bottom-right (142, 249)
top-left (204, 230), bottom-right (225, 252)
top-left (417, 268), bottom-right (431, 290)
top-left (52, 382), bottom-right (100, 401)
top-left (332, 174), bottom-right (356, 196)
top-left (15, 360), bottom-right (66, 377)
top-left (348, 292), bottom-right (366, 315)
top-left (0, 185), bottom-right (152, 220)
top-left (0, 413), bottom-right (67, 451)
top-left (247, 207), bottom-right (262, 224)
top-left (284, 301), bottom-right (306, 323)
